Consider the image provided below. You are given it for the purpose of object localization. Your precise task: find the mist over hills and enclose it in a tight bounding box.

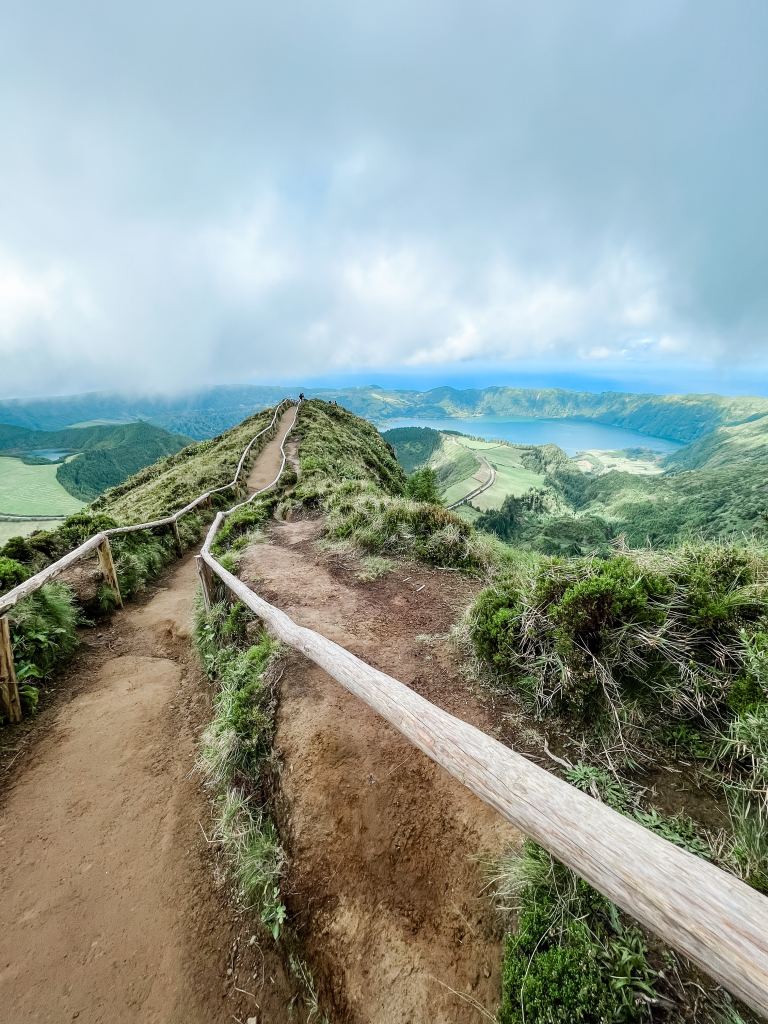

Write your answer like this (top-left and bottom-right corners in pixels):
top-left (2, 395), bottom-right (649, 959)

top-left (3, 384), bottom-right (768, 444)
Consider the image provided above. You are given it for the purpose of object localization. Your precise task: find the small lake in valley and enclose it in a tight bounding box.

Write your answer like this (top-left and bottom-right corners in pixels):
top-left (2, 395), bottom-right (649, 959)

top-left (378, 416), bottom-right (685, 456)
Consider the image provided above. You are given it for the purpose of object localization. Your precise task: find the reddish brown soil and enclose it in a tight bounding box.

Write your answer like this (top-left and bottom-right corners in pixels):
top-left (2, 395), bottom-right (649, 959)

top-left (0, 555), bottom-right (299, 1023)
top-left (241, 520), bottom-right (522, 1023)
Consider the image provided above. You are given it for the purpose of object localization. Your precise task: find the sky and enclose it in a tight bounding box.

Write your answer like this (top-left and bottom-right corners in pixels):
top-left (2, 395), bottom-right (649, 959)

top-left (1, 0), bottom-right (767, 400)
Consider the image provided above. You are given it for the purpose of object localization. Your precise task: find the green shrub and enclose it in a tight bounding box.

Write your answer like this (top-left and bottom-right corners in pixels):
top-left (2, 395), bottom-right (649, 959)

top-left (0, 536), bottom-right (34, 563)
top-left (495, 842), bottom-right (656, 1024)
top-left (404, 466), bottom-right (443, 505)
top-left (470, 544), bottom-right (768, 723)
top-left (7, 583), bottom-right (80, 679)
top-left (0, 556), bottom-right (29, 594)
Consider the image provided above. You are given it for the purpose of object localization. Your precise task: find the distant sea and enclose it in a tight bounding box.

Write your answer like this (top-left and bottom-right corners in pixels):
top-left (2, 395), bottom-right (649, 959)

top-left (379, 416), bottom-right (685, 457)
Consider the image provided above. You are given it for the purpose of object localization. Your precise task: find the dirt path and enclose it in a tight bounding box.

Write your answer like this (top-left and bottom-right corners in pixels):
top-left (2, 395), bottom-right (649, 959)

top-left (1, 403), bottom-right (520, 1024)
top-left (0, 411), bottom-right (301, 1024)
top-left (242, 521), bottom-right (522, 1022)
top-left (247, 405), bottom-right (297, 496)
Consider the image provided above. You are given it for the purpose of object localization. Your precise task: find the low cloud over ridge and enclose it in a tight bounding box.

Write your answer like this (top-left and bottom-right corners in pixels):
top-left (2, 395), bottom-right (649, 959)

top-left (1, 0), bottom-right (766, 396)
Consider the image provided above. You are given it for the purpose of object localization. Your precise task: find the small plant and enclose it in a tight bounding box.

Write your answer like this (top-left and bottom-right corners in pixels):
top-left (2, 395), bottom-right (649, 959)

top-left (357, 555), bottom-right (394, 581)
top-left (0, 556), bottom-right (29, 594)
top-left (18, 684), bottom-right (39, 714)
top-left (261, 886), bottom-right (287, 939)
top-left (492, 841), bottom-right (657, 1024)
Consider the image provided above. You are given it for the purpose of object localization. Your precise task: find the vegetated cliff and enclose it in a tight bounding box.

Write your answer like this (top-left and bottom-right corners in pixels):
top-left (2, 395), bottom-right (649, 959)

top-left (663, 412), bottom-right (768, 471)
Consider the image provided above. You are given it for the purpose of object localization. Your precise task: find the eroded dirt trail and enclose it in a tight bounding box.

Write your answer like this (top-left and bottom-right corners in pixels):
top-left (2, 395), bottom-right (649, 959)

top-left (0, 558), bottom-right (230, 1023)
top-left (242, 521), bottom-right (522, 1023)
top-left (0, 409), bottom-right (301, 1024)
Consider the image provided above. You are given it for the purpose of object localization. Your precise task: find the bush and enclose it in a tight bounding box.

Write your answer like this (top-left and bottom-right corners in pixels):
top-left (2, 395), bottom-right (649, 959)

top-left (7, 583), bottom-right (80, 680)
top-left (470, 544), bottom-right (768, 722)
top-left (404, 467), bottom-right (443, 505)
top-left (495, 842), bottom-right (656, 1024)
top-left (0, 536), bottom-right (34, 563)
top-left (0, 556), bottom-right (29, 595)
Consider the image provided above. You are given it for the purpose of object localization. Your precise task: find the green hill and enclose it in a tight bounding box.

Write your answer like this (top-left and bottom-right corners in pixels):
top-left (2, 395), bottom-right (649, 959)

top-left (0, 422), bottom-right (193, 502)
top-left (663, 413), bottom-right (768, 471)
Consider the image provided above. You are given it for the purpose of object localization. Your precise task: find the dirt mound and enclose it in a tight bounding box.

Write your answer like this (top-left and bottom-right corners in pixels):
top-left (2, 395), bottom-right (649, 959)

top-left (241, 521), bottom-right (522, 1022)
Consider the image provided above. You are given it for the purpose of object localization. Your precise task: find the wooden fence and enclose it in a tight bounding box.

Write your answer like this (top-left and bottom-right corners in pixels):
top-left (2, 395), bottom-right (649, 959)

top-left (0, 399), bottom-right (297, 722)
top-left (2, 395), bottom-right (768, 1015)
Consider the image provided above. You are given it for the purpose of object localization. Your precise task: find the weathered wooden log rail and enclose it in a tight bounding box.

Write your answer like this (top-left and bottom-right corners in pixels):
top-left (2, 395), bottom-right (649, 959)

top-left (197, 474), bottom-right (768, 1017)
top-left (0, 398), bottom-right (297, 722)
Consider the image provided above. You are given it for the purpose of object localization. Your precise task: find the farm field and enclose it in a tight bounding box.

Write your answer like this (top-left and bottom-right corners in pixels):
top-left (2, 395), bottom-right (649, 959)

top-left (0, 456), bottom-right (85, 517)
top-left (441, 437), bottom-right (545, 509)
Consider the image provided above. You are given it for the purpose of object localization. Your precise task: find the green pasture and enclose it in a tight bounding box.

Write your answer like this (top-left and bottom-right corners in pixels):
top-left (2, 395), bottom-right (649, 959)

top-left (0, 520), bottom-right (49, 546)
top-left (0, 457), bottom-right (85, 517)
top-left (439, 437), bottom-right (545, 509)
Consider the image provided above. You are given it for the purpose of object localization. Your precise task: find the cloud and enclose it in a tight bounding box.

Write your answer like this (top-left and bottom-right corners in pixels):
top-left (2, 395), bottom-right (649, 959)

top-left (0, 0), bottom-right (767, 397)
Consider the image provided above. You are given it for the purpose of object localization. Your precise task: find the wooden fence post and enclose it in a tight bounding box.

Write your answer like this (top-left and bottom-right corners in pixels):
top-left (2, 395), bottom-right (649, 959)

top-left (195, 555), bottom-right (215, 613)
top-left (171, 520), bottom-right (183, 557)
top-left (0, 616), bottom-right (21, 723)
top-left (96, 537), bottom-right (123, 608)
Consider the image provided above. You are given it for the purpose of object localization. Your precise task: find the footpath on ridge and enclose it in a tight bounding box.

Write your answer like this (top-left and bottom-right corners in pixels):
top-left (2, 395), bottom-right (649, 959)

top-left (0, 408), bottom-right (299, 1024)
top-left (0, 404), bottom-right (518, 1023)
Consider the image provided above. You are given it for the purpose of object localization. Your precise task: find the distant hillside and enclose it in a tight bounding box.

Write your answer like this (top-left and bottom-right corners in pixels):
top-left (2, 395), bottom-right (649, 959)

top-left (3, 384), bottom-right (768, 443)
top-left (663, 413), bottom-right (768, 471)
top-left (0, 422), bottom-right (193, 502)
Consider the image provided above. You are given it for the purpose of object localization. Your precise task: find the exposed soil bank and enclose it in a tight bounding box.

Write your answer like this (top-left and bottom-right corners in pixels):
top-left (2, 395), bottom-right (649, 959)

top-left (242, 520), bottom-right (522, 1022)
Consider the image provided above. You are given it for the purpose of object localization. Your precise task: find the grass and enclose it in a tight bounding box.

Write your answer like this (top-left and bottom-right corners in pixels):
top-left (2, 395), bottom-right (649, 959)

top-left (90, 406), bottom-right (281, 524)
top-left (0, 457), bottom-right (85, 516)
top-left (193, 596), bottom-right (288, 938)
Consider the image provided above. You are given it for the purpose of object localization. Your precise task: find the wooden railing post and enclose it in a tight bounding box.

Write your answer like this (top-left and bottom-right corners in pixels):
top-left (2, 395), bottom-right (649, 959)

top-left (0, 616), bottom-right (21, 723)
top-left (171, 520), bottom-right (183, 557)
top-left (195, 555), bottom-right (215, 613)
top-left (96, 537), bottom-right (123, 609)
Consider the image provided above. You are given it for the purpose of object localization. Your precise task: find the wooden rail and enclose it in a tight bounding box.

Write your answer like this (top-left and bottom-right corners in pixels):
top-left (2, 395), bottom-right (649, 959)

top-left (198, 508), bottom-right (768, 1016)
top-left (0, 399), bottom-right (297, 721)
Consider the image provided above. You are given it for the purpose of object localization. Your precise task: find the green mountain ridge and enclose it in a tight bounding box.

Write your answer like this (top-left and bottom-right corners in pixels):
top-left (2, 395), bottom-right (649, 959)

top-left (0, 422), bottom-right (193, 502)
top-left (3, 384), bottom-right (768, 443)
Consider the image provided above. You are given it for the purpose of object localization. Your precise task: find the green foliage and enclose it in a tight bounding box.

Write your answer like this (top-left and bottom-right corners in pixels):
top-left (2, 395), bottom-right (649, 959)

top-left (495, 842), bottom-right (656, 1024)
top-left (470, 543), bottom-right (768, 722)
top-left (404, 466), bottom-right (443, 505)
top-left (381, 425), bottom-right (443, 473)
top-left (18, 684), bottom-right (39, 713)
top-left (563, 762), bottom-right (634, 812)
top-left (213, 790), bottom-right (286, 924)
top-left (0, 555), bottom-right (29, 594)
top-left (0, 536), bottom-right (35, 562)
top-left (7, 583), bottom-right (80, 679)
top-left (325, 486), bottom-right (491, 569)
top-left (194, 595), bottom-right (286, 935)
top-left (211, 499), bottom-right (273, 555)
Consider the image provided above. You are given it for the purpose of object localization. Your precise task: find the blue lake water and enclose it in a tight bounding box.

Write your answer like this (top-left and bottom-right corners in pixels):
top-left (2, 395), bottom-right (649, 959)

top-left (30, 450), bottom-right (68, 461)
top-left (379, 416), bottom-right (685, 457)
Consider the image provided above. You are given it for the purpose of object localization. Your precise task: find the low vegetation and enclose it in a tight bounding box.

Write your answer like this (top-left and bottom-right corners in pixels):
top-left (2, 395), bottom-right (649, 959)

top-left (193, 597), bottom-right (287, 936)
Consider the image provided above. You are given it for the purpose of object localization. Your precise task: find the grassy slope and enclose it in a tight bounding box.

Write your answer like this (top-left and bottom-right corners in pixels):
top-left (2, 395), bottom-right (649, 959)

top-left (664, 413), bottom-right (768, 471)
top-left (92, 408), bottom-right (278, 523)
top-left (0, 457), bottom-right (85, 516)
